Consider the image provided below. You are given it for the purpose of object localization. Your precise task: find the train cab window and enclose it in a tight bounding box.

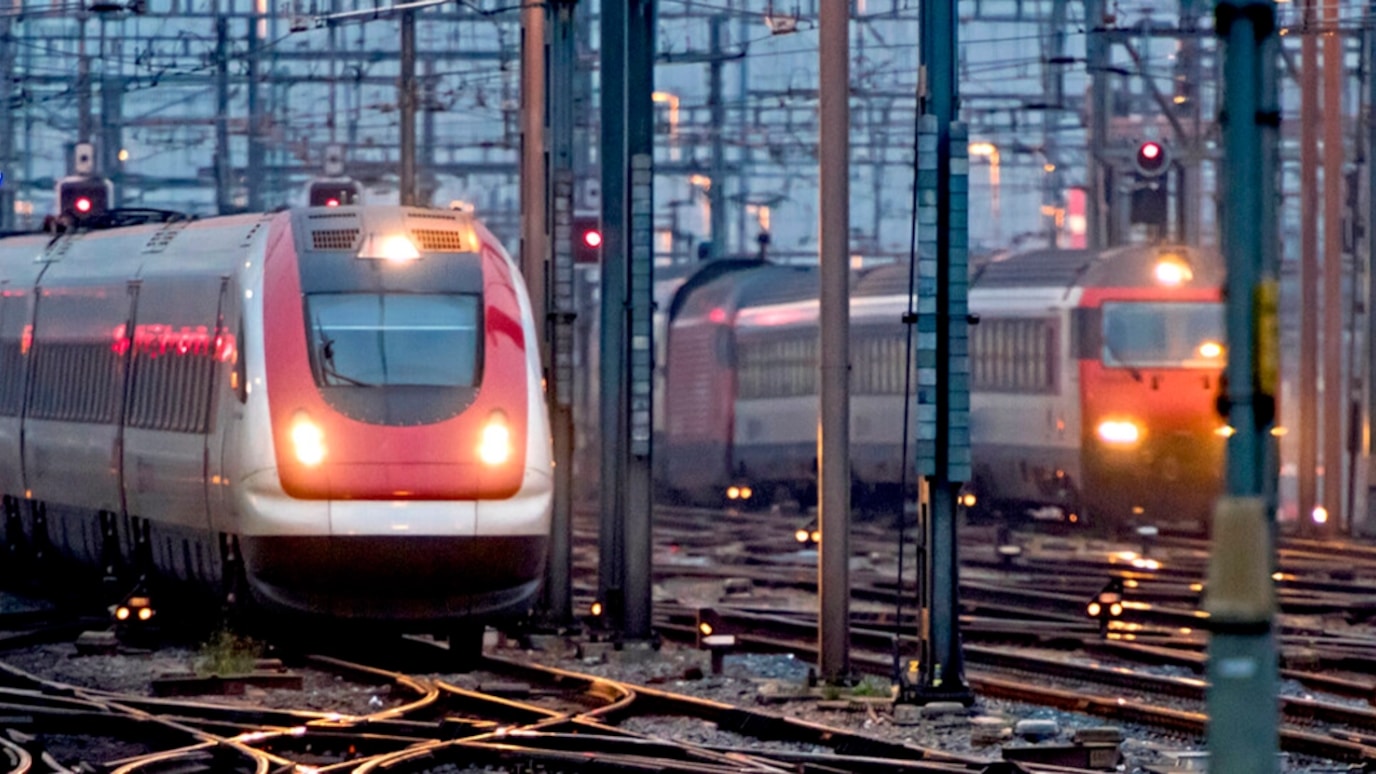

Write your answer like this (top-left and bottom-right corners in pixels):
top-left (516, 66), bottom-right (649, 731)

top-left (1100, 301), bottom-right (1224, 368)
top-left (305, 293), bottom-right (481, 388)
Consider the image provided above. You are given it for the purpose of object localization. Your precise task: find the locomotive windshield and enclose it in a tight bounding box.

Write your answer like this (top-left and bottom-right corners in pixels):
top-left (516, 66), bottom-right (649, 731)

top-left (1101, 301), bottom-right (1224, 369)
top-left (305, 293), bottom-right (480, 387)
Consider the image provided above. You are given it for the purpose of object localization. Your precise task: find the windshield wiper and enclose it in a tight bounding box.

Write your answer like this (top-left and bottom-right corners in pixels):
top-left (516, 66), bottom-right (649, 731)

top-left (1101, 332), bottom-right (1144, 383)
top-left (315, 315), bottom-right (375, 387)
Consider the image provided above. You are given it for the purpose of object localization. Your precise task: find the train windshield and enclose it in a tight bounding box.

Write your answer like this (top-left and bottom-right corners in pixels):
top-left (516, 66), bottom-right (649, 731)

top-left (306, 293), bottom-right (480, 387)
top-left (1101, 301), bottom-right (1224, 369)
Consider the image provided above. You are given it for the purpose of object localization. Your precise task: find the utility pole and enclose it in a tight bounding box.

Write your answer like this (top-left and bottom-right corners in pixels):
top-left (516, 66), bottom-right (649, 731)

top-left (622, 0), bottom-right (656, 642)
top-left (598, 0), bottom-right (628, 635)
top-left (399, 10), bottom-right (417, 206)
top-left (1042, 0), bottom-right (1068, 246)
top-left (708, 15), bottom-right (726, 257)
top-left (520, 1), bottom-right (547, 337)
top-left (543, 0), bottom-right (578, 626)
top-left (246, 15), bottom-right (264, 212)
top-left (817, 0), bottom-right (851, 685)
top-left (1367, 0), bottom-right (1376, 535)
top-left (78, 15), bottom-right (93, 145)
top-left (215, 17), bottom-right (233, 213)
top-left (1086, 0), bottom-right (1110, 249)
top-left (1299, 0), bottom-right (1320, 533)
top-left (100, 69), bottom-right (122, 207)
top-left (1177, 0), bottom-right (1203, 244)
top-left (1207, 0), bottom-right (1280, 768)
top-left (598, 0), bottom-right (655, 642)
top-left (1322, 0), bottom-right (1345, 531)
top-left (904, 0), bottom-right (972, 706)
top-left (0, 13), bottom-right (15, 232)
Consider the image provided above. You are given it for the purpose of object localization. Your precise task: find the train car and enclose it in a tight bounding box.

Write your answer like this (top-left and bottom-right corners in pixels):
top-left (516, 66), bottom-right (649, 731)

top-left (964, 244), bottom-right (1225, 530)
top-left (656, 244), bottom-right (1225, 530)
top-left (0, 205), bottom-right (553, 646)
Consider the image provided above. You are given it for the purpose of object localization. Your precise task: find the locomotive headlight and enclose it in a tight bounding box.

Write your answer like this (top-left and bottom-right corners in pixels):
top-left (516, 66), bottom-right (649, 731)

top-left (290, 412), bottom-right (327, 466)
top-left (1096, 419), bottom-right (1142, 445)
top-left (478, 411), bottom-right (512, 466)
top-left (1154, 258), bottom-right (1193, 286)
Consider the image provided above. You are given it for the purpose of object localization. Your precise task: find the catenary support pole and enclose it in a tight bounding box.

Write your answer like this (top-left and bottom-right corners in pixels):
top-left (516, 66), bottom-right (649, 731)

top-left (0, 13), bottom-right (12, 231)
top-left (1208, 0), bottom-right (1280, 768)
top-left (1367, 0), bottom-right (1376, 535)
top-left (622, 0), bottom-right (656, 641)
top-left (1299, 0), bottom-right (1320, 534)
top-left (598, 0), bottom-right (628, 632)
top-left (542, 0), bottom-right (577, 627)
top-left (906, 0), bottom-right (972, 706)
top-left (1322, 0), bottom-right (1345, 532)
top-left (399, 10), bottom-right (417, 207)
top-left (817, 0), bottom-right (851, 685)
top-left (708, 15), bottom-right (727, 258)
top-left (1085, 0), bottom-right (1109, 250)
top-left (215, 17), bottom-right (232, 214)
top-left (520, 0), bottom-right (547, 342)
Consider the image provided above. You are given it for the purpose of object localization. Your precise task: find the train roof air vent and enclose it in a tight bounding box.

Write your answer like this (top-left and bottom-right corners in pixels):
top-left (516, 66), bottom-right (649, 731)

top-left (312, 228), bottom-right (361, 251)
top-left (411, 229), bottom-right (472, 252)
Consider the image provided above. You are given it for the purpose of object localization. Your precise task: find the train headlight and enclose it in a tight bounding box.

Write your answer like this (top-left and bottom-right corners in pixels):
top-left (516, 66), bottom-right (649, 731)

top-left (478, 411), bottom-right (512, 466)
top-left (1096, 419), bottom-right (1142, 446)
top-left (290, 412), bottom-right (327, 466)
top-left (1153, 259), bottom-right (1193, 286)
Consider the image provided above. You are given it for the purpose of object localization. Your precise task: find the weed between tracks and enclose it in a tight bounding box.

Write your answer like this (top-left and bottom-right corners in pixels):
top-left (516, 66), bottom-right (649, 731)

top-left (195, 629), bottom-right (261, 676)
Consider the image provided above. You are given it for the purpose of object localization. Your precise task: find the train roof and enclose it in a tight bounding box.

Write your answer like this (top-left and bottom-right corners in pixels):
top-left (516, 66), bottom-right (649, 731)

top-left (671, 262), bottom-right (816, 321)
top-left (971, 244), bottom-right (1224, 291)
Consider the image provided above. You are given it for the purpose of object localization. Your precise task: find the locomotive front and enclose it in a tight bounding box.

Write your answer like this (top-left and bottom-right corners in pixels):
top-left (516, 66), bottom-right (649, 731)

top-left (234, 206), bottom-right (552, 628)
top-left (1077, 247), bottom-right (1227, 531)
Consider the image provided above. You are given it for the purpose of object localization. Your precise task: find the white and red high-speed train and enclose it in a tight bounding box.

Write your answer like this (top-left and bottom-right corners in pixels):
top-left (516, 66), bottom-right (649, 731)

top-left (0, 205), bottom-right (552, 636)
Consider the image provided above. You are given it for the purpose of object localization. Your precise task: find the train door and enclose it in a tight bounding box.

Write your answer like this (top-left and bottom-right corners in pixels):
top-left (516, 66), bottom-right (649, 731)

top-left (120, 276), bottom-right (228, 586)
top-left (0, 284), bottom-right (35, 499)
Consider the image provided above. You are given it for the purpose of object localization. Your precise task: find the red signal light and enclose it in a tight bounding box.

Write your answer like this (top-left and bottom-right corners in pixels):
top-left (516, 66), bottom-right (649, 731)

top-left (75, 197), bottom-right (92, 214)
top-left (1134, 141), bottom-right (1170, 177)
top-left (325, 198), bottom-right (340, 207)
top-left (582, 229), bottom-right (603, 249)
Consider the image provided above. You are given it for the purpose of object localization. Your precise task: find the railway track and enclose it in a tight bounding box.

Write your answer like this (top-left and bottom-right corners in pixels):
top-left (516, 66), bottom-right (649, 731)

top-left (0, 625), bottom-right (1104, 774)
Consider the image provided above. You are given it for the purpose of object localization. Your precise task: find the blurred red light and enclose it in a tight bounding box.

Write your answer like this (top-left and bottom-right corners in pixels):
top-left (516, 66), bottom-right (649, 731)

top-left (1141, 142), bottom-right (1161, 160)
top-left (326, 198), bottom-right (340, 207)
top-left (583, 230), bottom-right (603, 249)
top-left (75, 197), bottom-right (92, 213)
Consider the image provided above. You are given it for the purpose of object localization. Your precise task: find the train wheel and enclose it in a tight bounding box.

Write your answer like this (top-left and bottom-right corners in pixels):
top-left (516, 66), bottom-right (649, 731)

top-left (447, 626), bottom-right (486, 672)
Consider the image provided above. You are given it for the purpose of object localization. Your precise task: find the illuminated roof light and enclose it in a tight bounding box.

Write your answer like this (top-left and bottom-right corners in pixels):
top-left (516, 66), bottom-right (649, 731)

top-left (360, 233), bottom-right (421, 262)
top-left (1154, 259), bottom-right (1193, 286)
top-left (1198, 341), bottom-right (1224, 359)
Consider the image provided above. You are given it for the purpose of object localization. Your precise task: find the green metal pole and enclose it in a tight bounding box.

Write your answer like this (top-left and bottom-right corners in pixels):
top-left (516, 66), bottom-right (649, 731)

top-left (1207, 0), bottom-right (1279, 769)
